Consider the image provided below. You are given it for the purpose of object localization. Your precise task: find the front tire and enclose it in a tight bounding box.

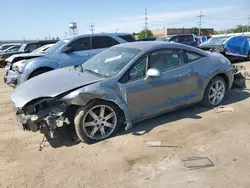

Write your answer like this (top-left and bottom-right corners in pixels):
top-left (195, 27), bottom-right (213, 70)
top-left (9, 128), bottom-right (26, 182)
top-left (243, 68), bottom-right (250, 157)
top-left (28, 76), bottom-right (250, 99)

top-left (247, 51), bottom-right (250, 61)
top-left (202, 76), bottom-right (226, 107)
top-left (74, 100), bottom-right (123, 144)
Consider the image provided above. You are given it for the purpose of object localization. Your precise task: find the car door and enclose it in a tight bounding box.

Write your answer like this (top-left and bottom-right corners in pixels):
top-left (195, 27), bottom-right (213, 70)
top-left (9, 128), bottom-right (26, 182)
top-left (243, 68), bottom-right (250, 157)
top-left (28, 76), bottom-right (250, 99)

top-left (224, 36), bottom-right (249, 57)
top-left (179, 35), bottom-right (196, 46)
top-left (91, 36), bottom-right (119, 56)
top-left (121, 49), bottom-right (197, 120)
top-left (60, 37), bottom-right (92, 67)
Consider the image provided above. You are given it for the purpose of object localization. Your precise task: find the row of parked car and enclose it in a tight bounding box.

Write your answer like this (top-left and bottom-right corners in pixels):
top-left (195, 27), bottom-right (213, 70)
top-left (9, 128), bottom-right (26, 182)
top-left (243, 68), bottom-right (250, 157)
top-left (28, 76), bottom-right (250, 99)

top-left (136, 34), bottom-right (250, 62)
top-left (200, 35), bottom-right (250, 61)
top-left (2, 33), bottom-right (136, 87)
top-left (0, 40), bottom-right (58, 67)
top-left (0, 32), bottom-right (245, 146)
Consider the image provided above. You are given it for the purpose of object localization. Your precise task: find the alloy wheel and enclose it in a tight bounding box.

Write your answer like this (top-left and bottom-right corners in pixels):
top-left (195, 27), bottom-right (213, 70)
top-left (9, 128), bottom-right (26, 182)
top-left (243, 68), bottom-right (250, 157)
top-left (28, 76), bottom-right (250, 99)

top-left (208, 80), bottom-right (225, 106)
top-left (82, 105), bottom-right (117, 140)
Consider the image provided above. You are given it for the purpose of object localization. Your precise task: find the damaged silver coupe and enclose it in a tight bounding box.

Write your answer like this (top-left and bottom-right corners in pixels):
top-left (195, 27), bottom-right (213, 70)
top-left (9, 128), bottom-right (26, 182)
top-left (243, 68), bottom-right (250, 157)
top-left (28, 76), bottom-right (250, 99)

top-left (11, 42), bottom-right (234, 144)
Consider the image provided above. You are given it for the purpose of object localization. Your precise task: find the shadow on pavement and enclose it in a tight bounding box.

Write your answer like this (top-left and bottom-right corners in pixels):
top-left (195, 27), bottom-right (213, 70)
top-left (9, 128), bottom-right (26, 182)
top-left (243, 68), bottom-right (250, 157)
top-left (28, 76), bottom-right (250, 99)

top-left (46, 89), bottom-right (250, 148)
top-left (118, 89), bottom-right (250, 137)
top-left (44, 125), bottom-right (80, 148)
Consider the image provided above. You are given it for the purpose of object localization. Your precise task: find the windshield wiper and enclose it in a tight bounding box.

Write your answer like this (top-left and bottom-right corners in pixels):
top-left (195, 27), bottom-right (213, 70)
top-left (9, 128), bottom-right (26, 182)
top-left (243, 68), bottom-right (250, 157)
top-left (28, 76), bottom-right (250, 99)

top-left (83, 69), bottom-right (104, 77)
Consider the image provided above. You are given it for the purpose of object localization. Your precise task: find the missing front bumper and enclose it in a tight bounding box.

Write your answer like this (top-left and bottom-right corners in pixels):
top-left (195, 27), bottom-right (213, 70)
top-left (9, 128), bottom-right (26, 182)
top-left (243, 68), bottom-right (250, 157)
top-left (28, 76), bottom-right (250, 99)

top-left (4, 70), bottom-right (20, 87)
top-left (15, 108), bottom-right (70, 139)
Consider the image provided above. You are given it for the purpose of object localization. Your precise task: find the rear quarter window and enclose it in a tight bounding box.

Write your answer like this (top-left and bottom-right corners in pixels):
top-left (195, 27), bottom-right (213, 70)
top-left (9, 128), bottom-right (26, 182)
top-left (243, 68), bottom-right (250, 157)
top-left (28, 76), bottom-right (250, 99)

top-left (118, 35), bottom-right (135, 42)
top-left (92, 36), bottom-right (119, 49)
top-left (185, 51), bottom-right (204, 63)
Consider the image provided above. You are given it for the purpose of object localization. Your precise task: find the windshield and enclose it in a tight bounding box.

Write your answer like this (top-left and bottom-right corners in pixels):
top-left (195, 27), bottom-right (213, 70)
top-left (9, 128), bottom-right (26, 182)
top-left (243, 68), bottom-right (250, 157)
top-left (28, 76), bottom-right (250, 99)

top-left (206, 38), bottom-right (227, 45)
top-left (32, 45), bottom-right (51, 53)
top-left (0, 45), bottom-right (13, 50)
top-left (45, 40), bottom-right (68, 54)
top-left (32, 46), bottom-right (45, 53)
top-left (5, 46), bottom-right (20, 52)
top-left (81, 46), bottom-right (141, 78)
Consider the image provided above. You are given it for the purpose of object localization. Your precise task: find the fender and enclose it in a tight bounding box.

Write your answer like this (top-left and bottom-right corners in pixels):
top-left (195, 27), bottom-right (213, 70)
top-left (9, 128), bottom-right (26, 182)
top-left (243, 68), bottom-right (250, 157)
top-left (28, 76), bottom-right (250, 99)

top-left (60, 80), bottom-right (131, 126)
top-left (20, 57), bottom-right (61, 83)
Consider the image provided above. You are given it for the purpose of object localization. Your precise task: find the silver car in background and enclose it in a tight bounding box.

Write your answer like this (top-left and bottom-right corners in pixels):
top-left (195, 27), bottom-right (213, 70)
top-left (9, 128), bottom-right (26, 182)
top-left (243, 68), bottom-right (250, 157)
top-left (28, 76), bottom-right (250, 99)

top-left (4, 33), bottom-right (134, 88)
top-left (4, 44), bottom-right (55, 72)
top-left (10, 42), bottom-right (234, 145)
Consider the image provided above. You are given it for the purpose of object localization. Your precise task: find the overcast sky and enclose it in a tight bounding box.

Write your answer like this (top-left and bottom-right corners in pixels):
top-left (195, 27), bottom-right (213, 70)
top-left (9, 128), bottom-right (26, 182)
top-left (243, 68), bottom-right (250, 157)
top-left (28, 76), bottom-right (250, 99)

top-left (1, 0), bottom-right (249, 40)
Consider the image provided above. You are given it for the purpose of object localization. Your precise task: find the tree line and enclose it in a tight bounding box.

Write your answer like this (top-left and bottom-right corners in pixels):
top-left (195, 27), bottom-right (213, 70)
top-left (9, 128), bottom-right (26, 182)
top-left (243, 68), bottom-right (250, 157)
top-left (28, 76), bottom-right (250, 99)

top-left (214, 25), bottom-right (250, 34)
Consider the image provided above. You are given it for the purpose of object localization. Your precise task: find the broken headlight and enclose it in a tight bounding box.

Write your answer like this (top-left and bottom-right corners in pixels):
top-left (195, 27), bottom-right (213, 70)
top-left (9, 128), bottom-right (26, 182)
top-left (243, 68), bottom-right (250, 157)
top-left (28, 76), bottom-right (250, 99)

top-left (25, 98), bottom-right (69, 115)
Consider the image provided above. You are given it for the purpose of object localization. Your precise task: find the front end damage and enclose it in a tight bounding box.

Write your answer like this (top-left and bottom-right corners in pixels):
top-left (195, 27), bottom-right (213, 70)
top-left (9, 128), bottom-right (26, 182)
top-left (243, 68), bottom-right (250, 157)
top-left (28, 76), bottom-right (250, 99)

top-left (233, 65), bottom-right (250, 88)
top-left (10, 67), bottom-right (135, 142)
top-left (15, 98), bottom-right (71, 139)
top-left (13, 83), bottom-right (133, 141)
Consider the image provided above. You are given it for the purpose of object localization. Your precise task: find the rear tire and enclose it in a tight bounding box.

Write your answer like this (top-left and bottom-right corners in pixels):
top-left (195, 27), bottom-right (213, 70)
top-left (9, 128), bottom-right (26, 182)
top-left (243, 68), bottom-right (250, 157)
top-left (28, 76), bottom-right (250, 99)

top-left (201, 76), bottom-right (226, 107)
top-left (74, 100), bottom-right (124, 144)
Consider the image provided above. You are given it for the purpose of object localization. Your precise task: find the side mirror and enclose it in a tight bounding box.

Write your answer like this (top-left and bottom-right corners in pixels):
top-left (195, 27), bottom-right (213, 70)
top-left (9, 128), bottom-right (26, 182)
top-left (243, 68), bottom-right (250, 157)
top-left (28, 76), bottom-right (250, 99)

top-left (144, 68), bottom-right (161, 82)
top-left (63, 46), bottom-right (73, 53)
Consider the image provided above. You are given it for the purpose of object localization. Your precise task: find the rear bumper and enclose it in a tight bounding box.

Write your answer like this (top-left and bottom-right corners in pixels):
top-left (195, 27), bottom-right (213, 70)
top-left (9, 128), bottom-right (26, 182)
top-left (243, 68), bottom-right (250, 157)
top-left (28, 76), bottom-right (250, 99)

top-left (226, 69), bottom-right (234, 90)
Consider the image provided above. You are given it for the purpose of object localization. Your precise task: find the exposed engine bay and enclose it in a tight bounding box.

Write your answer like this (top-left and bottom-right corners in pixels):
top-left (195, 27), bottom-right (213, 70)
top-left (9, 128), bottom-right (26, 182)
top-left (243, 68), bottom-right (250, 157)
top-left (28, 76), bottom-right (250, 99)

top-left (16, 98), bottom-right (71, 139)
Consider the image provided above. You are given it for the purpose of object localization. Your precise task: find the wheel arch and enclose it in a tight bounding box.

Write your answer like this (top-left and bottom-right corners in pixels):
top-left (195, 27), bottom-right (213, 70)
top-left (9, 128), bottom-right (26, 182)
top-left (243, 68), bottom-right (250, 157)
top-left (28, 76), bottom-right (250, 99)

top-left (28, 67), bottom-right (54, 79)
top-left (68, 98), bottom-right (126, 123)
top-left (215, 73), bottom-right (229, 90)
top-left (86, 98), bottom-right (126, 119)
top-left (201, 72), bottom-right (230, 100)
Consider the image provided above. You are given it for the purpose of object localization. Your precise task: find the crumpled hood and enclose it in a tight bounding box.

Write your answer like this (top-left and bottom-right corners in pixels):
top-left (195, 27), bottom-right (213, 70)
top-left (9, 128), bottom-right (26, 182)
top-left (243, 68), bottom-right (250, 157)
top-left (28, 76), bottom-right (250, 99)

top-left (0, 51), bottom-right (22, 58)
top-left (11, 67), bottom-right (104, 107)
top-left (6, 53), bottom-right (43, 63)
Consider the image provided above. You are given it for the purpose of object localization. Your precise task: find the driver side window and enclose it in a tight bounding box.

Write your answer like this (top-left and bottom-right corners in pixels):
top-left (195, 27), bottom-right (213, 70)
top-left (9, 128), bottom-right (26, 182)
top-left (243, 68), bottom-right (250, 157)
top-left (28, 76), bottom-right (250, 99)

top-left (68, 37), bottom-right (91, 51)
top-left (129, 57), bottom-right (146, 81)
top-left (149, 49), bottom-right (184, 71)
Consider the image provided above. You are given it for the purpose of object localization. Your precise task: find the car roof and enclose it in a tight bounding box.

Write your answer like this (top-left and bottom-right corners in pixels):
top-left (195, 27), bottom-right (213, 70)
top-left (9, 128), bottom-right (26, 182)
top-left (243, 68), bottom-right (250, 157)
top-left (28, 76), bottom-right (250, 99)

top-left (22, 40), bottom-right (58, 45)
top-left (0, 43), bottom-right (22, 46)
top-left (169, 34), bottom-right (195, 37)
top-left (68, 33), bottom-right (132, 40)
top-left (116, 41), bottom-right (208, 56)
top-left (116, 41), bottom-right (185, 50)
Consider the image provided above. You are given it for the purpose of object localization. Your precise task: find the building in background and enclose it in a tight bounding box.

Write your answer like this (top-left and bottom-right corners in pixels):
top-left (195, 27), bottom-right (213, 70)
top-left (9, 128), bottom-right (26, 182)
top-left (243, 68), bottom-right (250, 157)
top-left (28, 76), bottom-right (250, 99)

top-left (152, 28), bottom-right (214, 36)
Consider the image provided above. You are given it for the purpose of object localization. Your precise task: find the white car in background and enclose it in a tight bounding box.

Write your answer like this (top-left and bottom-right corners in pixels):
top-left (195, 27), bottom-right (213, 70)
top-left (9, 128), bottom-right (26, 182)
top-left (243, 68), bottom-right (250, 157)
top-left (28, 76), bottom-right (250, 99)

top-left (0, 45), bottom-right (22, 53)
top-left (31, 44), bottom-right (55, 54)
top-left (0, 43), bottom-right (22, 53)
top-left (5, 44), bottom-right (55, 70)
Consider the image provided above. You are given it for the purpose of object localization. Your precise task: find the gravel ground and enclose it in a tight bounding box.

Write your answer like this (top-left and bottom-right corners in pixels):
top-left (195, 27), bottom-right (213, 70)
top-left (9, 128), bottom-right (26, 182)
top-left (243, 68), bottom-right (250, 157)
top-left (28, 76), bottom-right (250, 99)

top-left (1, 65), bottom-right (250, 188)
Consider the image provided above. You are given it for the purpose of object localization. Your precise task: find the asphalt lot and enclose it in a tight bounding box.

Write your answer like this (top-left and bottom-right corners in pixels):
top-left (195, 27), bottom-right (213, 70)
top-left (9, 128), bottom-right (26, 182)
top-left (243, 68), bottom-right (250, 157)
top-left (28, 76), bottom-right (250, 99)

top-left (1, 64), bottom-right (250, 188)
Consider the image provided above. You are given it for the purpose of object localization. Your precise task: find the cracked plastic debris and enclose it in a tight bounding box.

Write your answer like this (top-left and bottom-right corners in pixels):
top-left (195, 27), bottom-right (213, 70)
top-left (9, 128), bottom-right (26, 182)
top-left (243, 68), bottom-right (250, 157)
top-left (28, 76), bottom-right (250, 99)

top-left (146, 141), bottom-right (178, 148)
top-left (214, 106), bottom-right (235, 113)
